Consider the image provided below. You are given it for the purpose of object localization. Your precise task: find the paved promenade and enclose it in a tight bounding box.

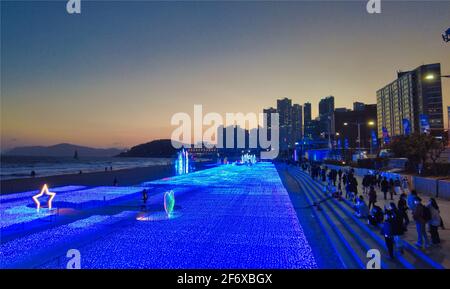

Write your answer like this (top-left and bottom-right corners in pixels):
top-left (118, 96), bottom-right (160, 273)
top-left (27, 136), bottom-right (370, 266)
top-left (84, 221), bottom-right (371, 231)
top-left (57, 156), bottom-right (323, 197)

top-left (323, 168), bottom-right (450, 268)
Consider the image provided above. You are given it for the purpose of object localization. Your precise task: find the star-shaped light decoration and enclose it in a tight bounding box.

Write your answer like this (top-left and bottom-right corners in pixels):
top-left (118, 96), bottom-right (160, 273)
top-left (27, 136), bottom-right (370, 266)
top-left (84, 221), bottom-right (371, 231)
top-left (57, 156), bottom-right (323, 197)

top-left (32, 184), bottom-right (56, 212)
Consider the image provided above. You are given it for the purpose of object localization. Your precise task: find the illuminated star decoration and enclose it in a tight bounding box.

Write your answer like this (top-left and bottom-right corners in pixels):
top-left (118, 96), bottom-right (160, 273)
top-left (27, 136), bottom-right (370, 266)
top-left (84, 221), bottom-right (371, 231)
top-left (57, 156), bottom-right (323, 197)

top-left (32, 184), bottom-right (56, 212)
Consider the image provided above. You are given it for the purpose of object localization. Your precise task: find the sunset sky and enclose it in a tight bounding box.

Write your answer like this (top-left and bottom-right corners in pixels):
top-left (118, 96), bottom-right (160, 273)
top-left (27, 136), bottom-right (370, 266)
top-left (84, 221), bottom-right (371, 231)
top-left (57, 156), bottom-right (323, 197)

top-left (1, 0), bottom-right (449, 150)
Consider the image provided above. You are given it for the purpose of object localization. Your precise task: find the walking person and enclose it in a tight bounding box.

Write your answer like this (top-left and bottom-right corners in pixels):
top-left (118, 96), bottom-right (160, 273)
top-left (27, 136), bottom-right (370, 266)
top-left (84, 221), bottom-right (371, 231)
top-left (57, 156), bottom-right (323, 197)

top-left (345, 180), bottom-right (351, 200)
top-left (377, 173), bottom-right (382, 189)
top-left (413, 197), bottom-right (431, 248)
top-left (390, 203), bottom-right (405, 254)
top-left (428, 198), bottom-right (441, 245)
top-left (362, 175), bottom-right (370, 195)
top-left (401, 177), bottom-right (409, 193)
top-left (407, 190), bottom-right (418, 213)
top-left (350, 176), bottom-right (358, 200)
top-left (389, 178), bottom-right (395, 200)
top-left (398, 193), bottom-right (409, 231)
top-left (381, 177), bottom-right (389, 200)
top-left (368, 185), bottom-right (377, 211)
top-left (394, 178), bottom-right (402, 195)
top-left (354, 196), bottom-right (369, 218)
top-left (381, 208), bottom-right (395, 259)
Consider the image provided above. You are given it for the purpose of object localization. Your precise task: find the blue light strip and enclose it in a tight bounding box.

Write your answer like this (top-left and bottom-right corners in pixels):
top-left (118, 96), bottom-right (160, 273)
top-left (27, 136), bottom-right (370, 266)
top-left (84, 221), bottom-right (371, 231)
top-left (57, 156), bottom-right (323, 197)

top-left (71, 163), bottom-right (317, 268)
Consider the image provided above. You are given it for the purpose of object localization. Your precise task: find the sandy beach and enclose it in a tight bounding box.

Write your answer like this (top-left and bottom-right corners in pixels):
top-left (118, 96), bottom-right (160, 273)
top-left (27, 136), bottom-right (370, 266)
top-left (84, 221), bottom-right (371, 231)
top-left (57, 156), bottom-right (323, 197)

top-left (0, 163), bottom-right (214, 195)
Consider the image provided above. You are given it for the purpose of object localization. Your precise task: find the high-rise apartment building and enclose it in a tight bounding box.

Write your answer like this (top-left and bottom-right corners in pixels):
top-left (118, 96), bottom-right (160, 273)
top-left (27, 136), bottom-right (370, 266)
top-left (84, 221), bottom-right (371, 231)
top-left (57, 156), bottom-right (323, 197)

top-left (376, 63), bottom-right (444, 138)
top-left (292, 104), bottom-right (303, 144)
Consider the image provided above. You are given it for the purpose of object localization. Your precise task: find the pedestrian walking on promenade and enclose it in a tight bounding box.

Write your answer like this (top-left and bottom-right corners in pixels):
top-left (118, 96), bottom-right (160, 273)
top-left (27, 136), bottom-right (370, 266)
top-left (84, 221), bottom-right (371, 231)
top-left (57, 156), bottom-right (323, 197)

top-left (413, 197), bottom-right (431, 248)
top-left (401, 177), bottom-right (409, 192)
top-left (398, 193), bottom-right (409, 230)
top-left (345, 180), bottom-right (351, 200)
top-left (377, 173), bottom-right (382, 188)
top-left (390, 203), bottom-right (405, 254)
top-left (381, 177), bottom-right (389, 200)
top-left (368, 185), bottom-right (377, 211)
top-left (407, 190), bottom-right (418, 212)
top-left (394, 178), bottom-right (402, 195)
top-left (382, 208), bottom-right (395, 259)
top-left (427, 198), bottom-right (441, 245)
top-left (389, 178), bottom-right (395, 199)
top-left (354, 196), bottom-right (369, 218)
top-left (362, 174), bottom-right (370, 195)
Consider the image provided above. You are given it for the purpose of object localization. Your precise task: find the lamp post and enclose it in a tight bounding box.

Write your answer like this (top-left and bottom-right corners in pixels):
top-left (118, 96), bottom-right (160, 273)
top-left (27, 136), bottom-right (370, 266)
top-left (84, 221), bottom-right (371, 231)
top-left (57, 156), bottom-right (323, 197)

top-left (343, 121), bottom-right (375, 155)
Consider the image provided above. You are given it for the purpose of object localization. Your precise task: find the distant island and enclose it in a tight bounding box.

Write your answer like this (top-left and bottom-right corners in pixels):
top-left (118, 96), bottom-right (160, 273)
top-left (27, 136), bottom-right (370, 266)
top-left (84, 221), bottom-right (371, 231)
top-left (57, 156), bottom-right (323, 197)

top-left (3, 143), bottom-right (124, 157)
top-left (117, 139), bottom-right (181, 158)
top-left (3, 140), bottom-right (186, 158)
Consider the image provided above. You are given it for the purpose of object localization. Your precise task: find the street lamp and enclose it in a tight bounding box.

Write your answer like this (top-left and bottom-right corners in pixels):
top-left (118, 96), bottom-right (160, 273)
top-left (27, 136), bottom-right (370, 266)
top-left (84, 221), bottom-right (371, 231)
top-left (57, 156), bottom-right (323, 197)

top-left (343, 121), bottom-right (375, 154)
top-left (424, 73), bottom-right (450, 80)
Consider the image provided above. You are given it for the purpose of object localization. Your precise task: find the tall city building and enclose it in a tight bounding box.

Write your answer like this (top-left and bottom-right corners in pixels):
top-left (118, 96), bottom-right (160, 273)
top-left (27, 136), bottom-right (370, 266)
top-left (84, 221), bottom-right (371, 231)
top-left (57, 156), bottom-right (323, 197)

top-left (263, 98), bottom-right (304, 154)
top-left (277, 98), bottom-right (293, 150)
top-left (292, 104), bottom-right (303, 143)
top-left (319, 96), bottom-right (334, 116)
top-left (376, 63), bottom-right (444, 138)
top-left (318, 96), bottom-right (335, 139)
top-left (304, 102), bottom-right (312, 123)
top-left (303, 102), bottom-right (312, 137)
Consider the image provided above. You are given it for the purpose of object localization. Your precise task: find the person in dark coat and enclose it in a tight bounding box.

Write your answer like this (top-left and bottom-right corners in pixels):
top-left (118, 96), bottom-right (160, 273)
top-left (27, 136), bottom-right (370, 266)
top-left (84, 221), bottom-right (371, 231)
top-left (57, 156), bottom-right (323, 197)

top-left (377, 173), bottom-right (382, 188)
top-left (389, 178), bottom-right (395, 200)
top-left (368, 185), bottom-right (377, 210)
top-left (398, 193), bottom-right (409, 230)
top-left (390, 203), bottom-right (405, 254)
top-left (381, 177), bottom-right (389, 200)
top-left (381, 209), bottom-right (395, 259)
top-left (362, 175), bottom-right (370, 195)
top-left (413, 197), bottom-right (431, 248)
top-left (427, 198), bottom-right (441, 245)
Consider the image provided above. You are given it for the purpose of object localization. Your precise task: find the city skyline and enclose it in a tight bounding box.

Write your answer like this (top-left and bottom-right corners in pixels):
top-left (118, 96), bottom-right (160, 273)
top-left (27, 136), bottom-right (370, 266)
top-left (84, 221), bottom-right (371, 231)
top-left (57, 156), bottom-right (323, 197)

top-left (1, 1), bottom-right (449, 150)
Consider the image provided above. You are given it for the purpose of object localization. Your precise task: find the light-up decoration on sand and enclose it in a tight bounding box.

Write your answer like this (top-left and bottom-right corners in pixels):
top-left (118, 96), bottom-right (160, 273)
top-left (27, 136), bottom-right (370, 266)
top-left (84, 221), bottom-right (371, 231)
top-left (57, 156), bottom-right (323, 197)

top-left (32, 184), bottom-right (56, 212)
top-left (241, 153), bottom-right (256, 165)
top-left (164, 190), bottom-right (175, 216)
top-left (175, 149), bottom-right (190, 175)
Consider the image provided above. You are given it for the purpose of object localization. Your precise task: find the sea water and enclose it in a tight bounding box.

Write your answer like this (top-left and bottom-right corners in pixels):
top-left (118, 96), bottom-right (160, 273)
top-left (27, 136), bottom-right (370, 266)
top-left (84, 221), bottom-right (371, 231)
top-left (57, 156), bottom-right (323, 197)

top-left (0, 156), bottom-right (173, 180)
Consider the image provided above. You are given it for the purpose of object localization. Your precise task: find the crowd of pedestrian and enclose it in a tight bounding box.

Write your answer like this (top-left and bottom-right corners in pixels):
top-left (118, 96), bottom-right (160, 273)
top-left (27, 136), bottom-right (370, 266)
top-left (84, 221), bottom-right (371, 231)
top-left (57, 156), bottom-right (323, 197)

top-left (301, 162), bottom-right (444, 260)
